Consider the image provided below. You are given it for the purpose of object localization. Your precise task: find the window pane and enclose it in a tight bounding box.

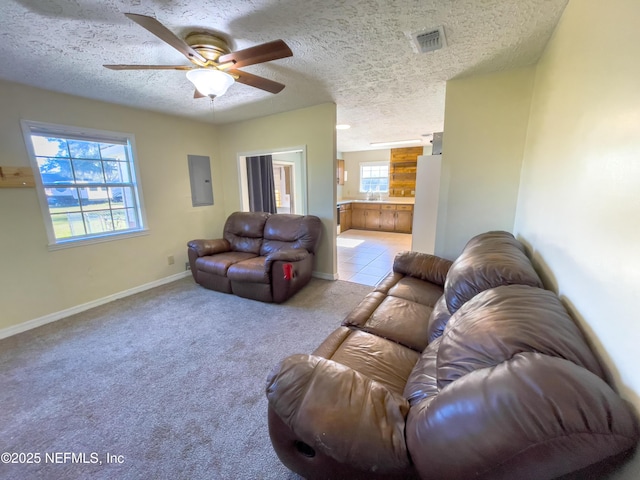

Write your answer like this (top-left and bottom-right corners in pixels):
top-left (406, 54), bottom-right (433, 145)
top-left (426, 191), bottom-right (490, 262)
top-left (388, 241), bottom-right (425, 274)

top-left (112, 208), bottom-right (139, 231)
top-left (31, 136), bottom-right (69, 157)
top-left (51, 212), bottom-right (85, 238)
top-left (78, 187), bottom-right (109, 210)
top-left (45, 188), bottom-right (80, 210)
top-left (68, 140), bottom-right (101, 159)
top-left (100, 143), bottom-right (127, 160)
top-left (104, 161), bottom-right (131, 183)
top-left (37, 158), bottom-right (73, 183)
top-left (109, 187), bottom-right (124, 208)
top-left (73, 159), bottom-right (104, 183)
top-left (84, 211), bottom-right (114, 234)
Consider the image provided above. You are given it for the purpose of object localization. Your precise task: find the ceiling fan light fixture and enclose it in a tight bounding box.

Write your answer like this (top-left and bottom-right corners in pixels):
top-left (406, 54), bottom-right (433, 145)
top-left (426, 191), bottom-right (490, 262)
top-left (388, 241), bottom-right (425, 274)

top-left (186, 68), bottom-right (235, 97)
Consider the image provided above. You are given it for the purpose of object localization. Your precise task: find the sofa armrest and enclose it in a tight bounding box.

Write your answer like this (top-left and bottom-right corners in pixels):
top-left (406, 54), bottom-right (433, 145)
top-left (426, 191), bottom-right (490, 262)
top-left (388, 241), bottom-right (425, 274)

top-left (187, 238), bottom-right (230, 257)
top-left (264, 248), bottom-right (310, 270)
top-left (406, 353), bottom-right (640, 480)
top-left (393, 251), bottom-right (453, 286)
top-left (266, 354), bottom-right (411, 473)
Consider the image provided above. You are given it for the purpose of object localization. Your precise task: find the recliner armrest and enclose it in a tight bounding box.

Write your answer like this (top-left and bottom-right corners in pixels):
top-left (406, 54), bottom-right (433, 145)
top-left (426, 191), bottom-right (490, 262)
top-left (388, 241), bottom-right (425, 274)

top-left (266, 354), bottom-right (411, 473)
top-left (406, 353), bottom-right (640, 480)
top-left (264, 248), bottom-right (309, 270)
top-left (187, 238), bottom-right (230, 257)
top-left (393, 251), bottom-right (453, 286)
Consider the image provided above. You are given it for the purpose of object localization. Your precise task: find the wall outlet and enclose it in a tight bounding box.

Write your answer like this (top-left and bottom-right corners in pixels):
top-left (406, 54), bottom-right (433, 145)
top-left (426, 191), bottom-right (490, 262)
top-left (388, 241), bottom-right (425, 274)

top-left (185, 262), bottom-right (191, 271)
top-left (167, 255), bottom-right (175, 265)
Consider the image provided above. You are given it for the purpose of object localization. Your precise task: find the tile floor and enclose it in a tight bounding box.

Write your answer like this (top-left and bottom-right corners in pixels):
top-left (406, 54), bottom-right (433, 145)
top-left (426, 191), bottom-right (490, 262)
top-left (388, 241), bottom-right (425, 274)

top-left (337, 229), bottom-right (412, 286)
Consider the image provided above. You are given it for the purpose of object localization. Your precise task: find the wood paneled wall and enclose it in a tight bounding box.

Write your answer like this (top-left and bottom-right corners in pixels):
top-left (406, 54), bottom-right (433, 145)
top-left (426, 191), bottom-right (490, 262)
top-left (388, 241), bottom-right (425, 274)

top-left (389, 147), bottom-right (422, 197)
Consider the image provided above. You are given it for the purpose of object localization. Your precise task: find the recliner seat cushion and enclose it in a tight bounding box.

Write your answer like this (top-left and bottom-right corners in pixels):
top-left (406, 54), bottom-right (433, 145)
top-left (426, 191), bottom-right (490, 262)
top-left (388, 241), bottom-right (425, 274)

top-left (227, 256), bottom-right (270, 284)
top-left (327, 329), bottom-right (420, 395)
top-left (195, 252), bottom-right (257, 276)
top-left (344, 296), bottom-right (434, 353)
top-left (387, 276), bottom-right (444, 307)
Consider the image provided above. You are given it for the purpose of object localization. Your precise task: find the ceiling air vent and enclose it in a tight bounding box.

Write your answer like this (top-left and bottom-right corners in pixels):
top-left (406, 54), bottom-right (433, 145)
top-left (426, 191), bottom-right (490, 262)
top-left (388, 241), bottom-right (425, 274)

top-left (410, 26), bottom-right (447, 54)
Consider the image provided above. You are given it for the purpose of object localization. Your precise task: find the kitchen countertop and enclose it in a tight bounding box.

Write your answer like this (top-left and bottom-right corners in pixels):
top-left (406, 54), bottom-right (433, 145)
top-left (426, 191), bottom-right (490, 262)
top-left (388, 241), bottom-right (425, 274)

top-left (337, 198), bottom-right (415, 205)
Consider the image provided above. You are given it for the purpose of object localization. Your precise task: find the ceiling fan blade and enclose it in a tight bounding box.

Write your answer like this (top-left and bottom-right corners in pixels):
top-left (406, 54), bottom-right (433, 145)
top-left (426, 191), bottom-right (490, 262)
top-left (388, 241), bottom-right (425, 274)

top-left (124, 13), bottom-right (207, 65)
top-left (194, 89), bottom-right (206, 99)
top-left (230, 69), bottom-right (285, 94)
top-left (219, 40), bottom-right (292, 69)
top-left (103, 64), bottom-right (193, 70)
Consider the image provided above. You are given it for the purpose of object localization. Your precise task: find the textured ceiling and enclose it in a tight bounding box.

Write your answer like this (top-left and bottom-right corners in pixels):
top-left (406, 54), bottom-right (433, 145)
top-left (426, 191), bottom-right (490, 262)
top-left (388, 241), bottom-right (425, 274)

top-left (0, 0), bottom-right (568, 152)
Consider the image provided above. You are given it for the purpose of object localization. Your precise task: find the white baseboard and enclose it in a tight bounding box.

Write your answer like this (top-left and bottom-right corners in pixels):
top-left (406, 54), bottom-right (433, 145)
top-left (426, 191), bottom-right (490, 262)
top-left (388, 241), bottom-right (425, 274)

top-left (0, 271), bottom-right (191, 340)
top-left (312, 271), bottom-right (338, 281)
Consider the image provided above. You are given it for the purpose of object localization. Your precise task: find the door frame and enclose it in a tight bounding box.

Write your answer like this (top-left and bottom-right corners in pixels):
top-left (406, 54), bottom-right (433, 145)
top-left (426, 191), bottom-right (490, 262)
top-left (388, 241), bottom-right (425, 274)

top-left (237, 146), bottom-right (308, 214)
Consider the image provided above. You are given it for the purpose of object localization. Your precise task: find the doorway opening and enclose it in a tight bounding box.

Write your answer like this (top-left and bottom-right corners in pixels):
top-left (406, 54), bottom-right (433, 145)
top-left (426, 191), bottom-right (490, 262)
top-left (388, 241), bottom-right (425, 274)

top-left (273, 161), bottom-right (294, 213)
top-left (238, 147), bottom-right (307, 215)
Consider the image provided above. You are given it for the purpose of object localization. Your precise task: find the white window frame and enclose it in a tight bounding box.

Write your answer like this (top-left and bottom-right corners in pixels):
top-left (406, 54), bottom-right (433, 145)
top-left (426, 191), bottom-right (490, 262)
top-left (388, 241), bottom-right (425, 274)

top-left (21, 120), bottom-right (148, 250)
top-left (359, 161), bottom-right (390, 193)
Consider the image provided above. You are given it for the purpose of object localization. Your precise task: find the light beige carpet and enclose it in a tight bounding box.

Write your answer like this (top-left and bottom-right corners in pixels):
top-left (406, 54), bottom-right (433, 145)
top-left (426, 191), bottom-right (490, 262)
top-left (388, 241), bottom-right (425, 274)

top-left (0, 277), bottom-right (373, 479)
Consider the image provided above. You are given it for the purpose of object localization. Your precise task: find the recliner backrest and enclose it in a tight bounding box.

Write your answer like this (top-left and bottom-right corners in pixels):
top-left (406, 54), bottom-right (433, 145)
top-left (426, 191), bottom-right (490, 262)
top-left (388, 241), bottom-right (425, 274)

top-left (223, 211), bottom-right (270, 254)
top-left (261, 214), bottom-right (322, 255)
top-left (443, 231), bottom-right (543, 314)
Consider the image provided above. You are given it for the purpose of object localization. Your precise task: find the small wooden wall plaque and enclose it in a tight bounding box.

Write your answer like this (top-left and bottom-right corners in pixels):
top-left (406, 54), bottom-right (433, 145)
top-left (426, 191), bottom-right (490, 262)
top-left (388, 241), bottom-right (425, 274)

top-left (0, 166), bottom-right (35, 188)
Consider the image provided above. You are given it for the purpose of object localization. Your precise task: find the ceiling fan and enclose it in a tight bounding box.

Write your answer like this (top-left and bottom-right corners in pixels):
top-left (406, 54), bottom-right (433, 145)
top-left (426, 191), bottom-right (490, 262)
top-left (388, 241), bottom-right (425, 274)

top-left (104, 13), bottom-right (293, 99)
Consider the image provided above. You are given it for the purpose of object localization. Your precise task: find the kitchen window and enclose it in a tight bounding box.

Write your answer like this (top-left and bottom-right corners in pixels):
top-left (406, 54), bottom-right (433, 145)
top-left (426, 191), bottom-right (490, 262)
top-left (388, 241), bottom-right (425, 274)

top-left (359, 161), bottom-right (389, 193)
top-left (21, 120), bottom-right (148, 249)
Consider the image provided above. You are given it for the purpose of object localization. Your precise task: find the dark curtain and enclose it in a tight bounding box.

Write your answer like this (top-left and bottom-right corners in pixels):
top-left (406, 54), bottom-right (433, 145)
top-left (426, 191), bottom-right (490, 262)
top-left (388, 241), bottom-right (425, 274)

top-left (246, 155), bottom-right (277, 213)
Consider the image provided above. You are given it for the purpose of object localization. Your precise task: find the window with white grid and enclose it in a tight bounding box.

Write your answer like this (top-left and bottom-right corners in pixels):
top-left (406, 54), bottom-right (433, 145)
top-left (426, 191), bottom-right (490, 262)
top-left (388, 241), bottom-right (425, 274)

top-left (22, 121), bottom-right (147, 248)
top-left (359, 161), bottom-right (389, 193)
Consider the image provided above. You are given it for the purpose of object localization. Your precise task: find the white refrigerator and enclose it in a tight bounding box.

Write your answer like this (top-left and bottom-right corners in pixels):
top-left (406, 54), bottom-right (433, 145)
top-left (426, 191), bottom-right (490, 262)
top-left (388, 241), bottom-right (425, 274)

top-left (411, 154), bottom-right (442, 254)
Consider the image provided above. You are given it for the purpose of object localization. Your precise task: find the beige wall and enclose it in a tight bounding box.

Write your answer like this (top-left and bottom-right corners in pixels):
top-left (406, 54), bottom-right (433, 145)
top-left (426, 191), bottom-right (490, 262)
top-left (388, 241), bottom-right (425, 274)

top-left (0, 80), bottom-right (225, 330)
top-left (435, 67), bottom-right (536, 260)
top-left (514, 1), bottom-right (640, 476)
top-left (217, 103), bottom-right (337, 278)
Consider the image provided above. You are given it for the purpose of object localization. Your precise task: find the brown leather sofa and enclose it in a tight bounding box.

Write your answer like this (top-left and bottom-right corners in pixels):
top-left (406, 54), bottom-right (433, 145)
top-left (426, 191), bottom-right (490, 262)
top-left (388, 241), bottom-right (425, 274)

top-left (187, 211), bottom-right (322, 303)
top-left (266, 231), bottom-right (639, 479)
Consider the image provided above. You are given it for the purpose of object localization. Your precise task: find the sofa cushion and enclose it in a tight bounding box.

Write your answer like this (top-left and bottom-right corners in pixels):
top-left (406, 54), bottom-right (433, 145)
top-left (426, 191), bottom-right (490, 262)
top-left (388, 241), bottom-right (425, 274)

top-left (223, 211), bottom-right (270, 254)
top-left (195, 251), bottom-right (257, 276)
top-left (227, 256), bottom-right (269, 284)
top-left (261, 214), bottom-right (323, 255)
top-left (406, 352), bottom-right (640, 480)
top-left (342, 292), bottom-right (386, 328)
top-left (328, 329), bottom-right (420, 395)
top-left (444, 231), bottom-right (543, 314)
top-left (437, 285), bottom-right (606, 389)
top-left (387, 276), bottom-right (444, 307)
top-left (426, 295), bottom-right (451, 342)
top-left (393, 251), bottom-right (453, 286)
top-left (344, 296), bottom-right (433, 353)
top-left (404, 336), bottom-right (441, 406)
top-left (374, 272), bottom-right (404, 295)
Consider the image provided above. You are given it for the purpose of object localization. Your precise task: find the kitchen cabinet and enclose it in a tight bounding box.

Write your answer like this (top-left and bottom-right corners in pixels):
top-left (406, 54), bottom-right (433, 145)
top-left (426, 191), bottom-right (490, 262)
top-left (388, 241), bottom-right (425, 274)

top-left (395, 205), bottom-right (414, 233)
top-left (350, 202), bottom-right (413, 233)
top-left (379, 205), bottom-right (396, 231)
top-left (364, 208), bottom-right (381, 230)
top-left (351, 205), bottom-right (366, 229)
top-left (339, 202), bottom-right (352, 231)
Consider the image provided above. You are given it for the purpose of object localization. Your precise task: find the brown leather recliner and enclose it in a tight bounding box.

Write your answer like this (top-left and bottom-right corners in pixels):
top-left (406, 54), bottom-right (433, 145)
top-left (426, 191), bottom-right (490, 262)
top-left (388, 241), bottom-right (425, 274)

top-left (187, 211), bottom-right (322, 303)
top-left (266, 231), bottom-right (639, 479)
